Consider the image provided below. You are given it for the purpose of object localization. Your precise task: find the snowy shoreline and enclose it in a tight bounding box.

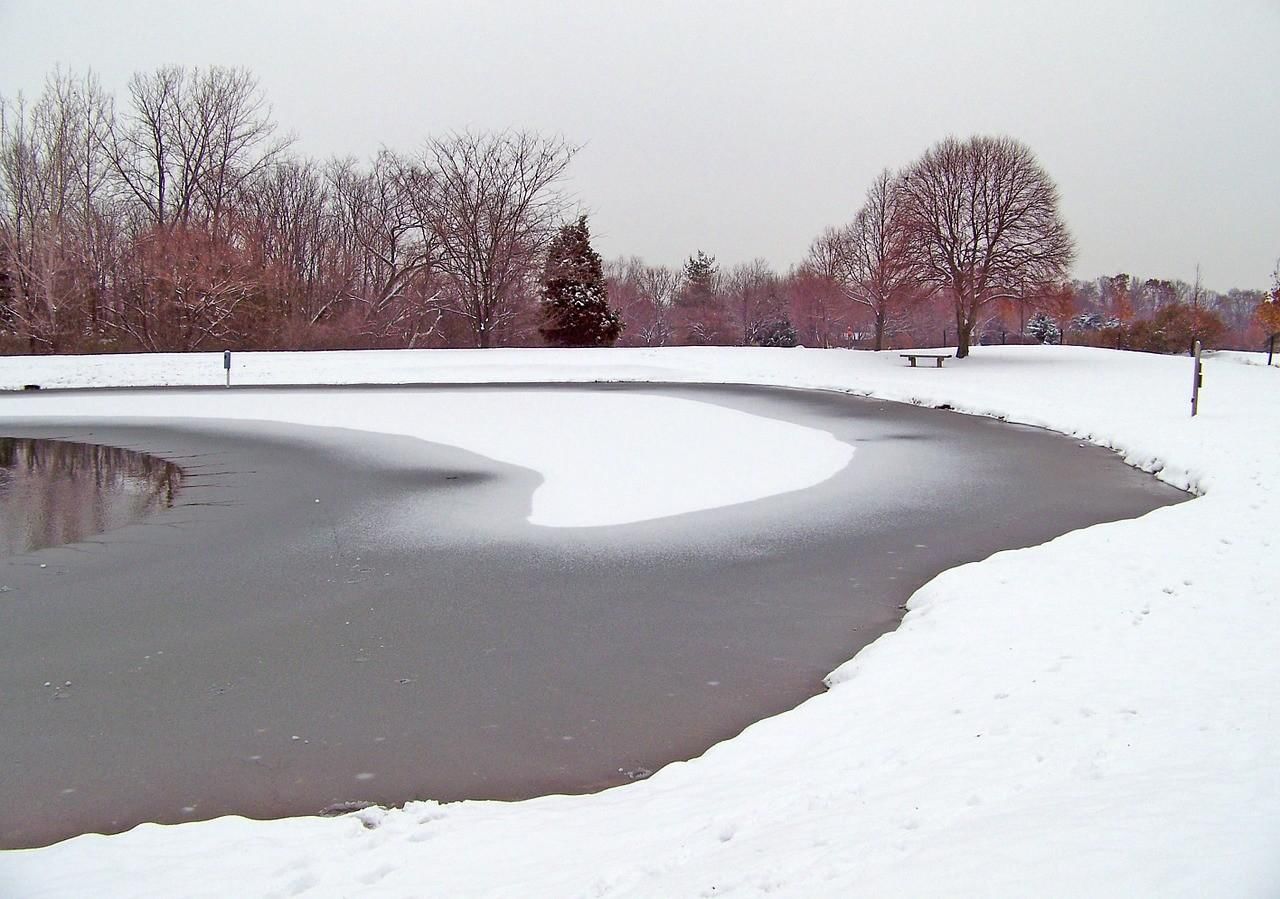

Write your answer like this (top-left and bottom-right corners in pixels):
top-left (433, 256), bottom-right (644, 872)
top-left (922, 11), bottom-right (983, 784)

top-left (1, 345), bottom-right (1277, 898)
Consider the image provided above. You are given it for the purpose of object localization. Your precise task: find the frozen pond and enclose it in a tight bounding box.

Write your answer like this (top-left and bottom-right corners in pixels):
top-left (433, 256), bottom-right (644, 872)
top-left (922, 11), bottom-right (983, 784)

top-left (0, 384), bottom-right (1189, 848)
top-left (0, 437), bottom-right (181, 557)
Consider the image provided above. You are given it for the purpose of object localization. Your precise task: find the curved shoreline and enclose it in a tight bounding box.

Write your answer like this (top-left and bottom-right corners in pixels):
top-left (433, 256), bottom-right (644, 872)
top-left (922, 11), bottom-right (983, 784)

top-left (0, 382), bottom-right (1188, 850)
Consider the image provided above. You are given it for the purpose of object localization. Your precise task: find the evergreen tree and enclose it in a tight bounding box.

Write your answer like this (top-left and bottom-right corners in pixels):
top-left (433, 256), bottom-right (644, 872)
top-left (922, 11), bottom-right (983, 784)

top-left (1259, 262), bottom-right (1280, 340)
top-left (747, 317), bottom-right (799, 347)
top-left (1027, 311), bottom-right (1061, 345)
top-left (538, 215), bottom-right (622, 347)
top-left (680, 250), bottom-right (718, 306)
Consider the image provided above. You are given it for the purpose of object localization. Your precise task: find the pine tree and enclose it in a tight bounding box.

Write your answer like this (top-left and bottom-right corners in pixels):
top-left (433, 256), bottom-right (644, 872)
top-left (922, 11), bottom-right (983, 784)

top-left (747, 317), bottom-right (799, 347)
top-left (680, 250), bottom-right (718, 306)
top-left (1027, 311), bottom-right (1061, 345)
top-left (1259, 262), bottom-right (1280, 339)
top-left (538, 215), bottom-right (622, 347)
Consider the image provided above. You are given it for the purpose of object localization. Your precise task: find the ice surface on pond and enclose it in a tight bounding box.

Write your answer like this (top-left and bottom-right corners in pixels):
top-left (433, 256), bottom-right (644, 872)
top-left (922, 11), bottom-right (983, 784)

top-left (0, 388), bottom-right (855, 527)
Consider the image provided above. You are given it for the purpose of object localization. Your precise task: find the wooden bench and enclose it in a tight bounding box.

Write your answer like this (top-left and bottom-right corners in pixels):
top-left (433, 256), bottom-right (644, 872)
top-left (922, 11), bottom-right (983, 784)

top-left (900, 353), bottom-right (953, 368)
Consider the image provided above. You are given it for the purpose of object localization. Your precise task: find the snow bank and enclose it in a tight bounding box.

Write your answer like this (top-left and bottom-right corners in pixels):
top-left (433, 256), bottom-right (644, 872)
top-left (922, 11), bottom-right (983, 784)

top-left (0, 387), bottom-right (853, 528)
top-left (1, 345), bottom-right (1277, 898)
top-left (1209, 349), bottom-right (1277, 368)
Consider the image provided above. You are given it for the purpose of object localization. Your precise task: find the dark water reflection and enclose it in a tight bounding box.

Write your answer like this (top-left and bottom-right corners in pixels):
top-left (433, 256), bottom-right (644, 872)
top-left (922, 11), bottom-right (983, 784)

top-left (0, 438), bottom-right (181, 556)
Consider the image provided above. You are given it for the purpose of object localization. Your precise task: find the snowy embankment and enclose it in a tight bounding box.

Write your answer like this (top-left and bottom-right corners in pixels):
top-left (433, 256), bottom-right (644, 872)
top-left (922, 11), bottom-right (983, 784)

top-left (1, 346), bottom-right (1277, 898)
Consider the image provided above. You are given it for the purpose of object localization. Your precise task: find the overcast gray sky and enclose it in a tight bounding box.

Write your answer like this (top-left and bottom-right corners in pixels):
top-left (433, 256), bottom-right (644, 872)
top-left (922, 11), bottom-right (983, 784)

top-left (2, 0), bottom-right (1277, 288)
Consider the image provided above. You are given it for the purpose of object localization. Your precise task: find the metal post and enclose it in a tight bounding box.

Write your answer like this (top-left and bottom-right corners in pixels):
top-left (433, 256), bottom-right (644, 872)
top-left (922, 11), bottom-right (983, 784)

top-left (1190, 340), bottom-right (1202, 417)
top-left (224, 349), bottom-right (232, 388)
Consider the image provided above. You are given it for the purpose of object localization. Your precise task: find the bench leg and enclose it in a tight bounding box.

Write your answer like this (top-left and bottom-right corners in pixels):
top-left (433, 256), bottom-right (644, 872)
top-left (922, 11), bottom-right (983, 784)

top-left (908, 357), bottom-right (917, 367)
top-left (935, 358), bottom-right (944, 368)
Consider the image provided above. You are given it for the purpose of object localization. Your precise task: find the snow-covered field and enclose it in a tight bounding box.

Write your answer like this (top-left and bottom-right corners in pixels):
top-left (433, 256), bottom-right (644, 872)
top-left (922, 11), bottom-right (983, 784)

top-left (1, 345), bottom-right (1277, 898)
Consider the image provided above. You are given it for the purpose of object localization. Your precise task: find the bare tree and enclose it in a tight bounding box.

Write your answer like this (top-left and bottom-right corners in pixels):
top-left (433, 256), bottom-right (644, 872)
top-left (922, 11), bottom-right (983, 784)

top-left (188, 67), bottom-right (290, 234)
top-left (101, 66), bottom-right (182, 229)
top-left (327, 152), bottom-right (440, 343)
top-left (0, 91), bottom-right (54, 349)
top-left (605, 256), bottom-right (680, 347)
top-left (785, 261), bottom-right (852, 347)
top-left (0, 71), bottom-right (116, 350)
top-left (723, 258), bottom-right (785, 345)
top-left (634, 262), bottom-right (680, 346)
top-left (111, 225), bottom-right (255, 351)
top-left (103, 66), bottom-right (287, 232)
top-left (606, 257), bottom-right (682, 346)
top-left (423, 131), bottom-right (575, 347)
top-left (811, 170), bottom-right (916, 350)
top-left (236, 157), bottom-right (337, 336)
top-left (896, 135), bottom-right (1074, 357)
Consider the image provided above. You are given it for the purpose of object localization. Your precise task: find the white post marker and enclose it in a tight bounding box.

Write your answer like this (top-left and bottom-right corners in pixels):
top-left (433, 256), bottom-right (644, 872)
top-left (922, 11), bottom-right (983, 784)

top-left (224, 349), bottom-right (232, 388)
top-left (1190, 339), bottom-right (1202, 417)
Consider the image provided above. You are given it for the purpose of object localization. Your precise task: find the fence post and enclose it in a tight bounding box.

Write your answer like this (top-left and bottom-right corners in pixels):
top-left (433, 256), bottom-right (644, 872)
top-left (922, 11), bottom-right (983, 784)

top-left (1190, 340), bottom-right (1202, 417)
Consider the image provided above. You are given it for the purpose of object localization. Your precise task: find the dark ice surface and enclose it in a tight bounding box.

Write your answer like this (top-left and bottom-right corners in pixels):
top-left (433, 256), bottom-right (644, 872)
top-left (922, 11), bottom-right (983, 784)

top-left (0, 383), bottom-right (1189, 848)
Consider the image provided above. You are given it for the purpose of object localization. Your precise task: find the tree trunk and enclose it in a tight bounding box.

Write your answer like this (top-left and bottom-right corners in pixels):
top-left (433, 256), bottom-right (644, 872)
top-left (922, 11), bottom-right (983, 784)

top-left (873, 311), bottom-right (885, 351)
top-left (955, 311), bottom-right (973, 358)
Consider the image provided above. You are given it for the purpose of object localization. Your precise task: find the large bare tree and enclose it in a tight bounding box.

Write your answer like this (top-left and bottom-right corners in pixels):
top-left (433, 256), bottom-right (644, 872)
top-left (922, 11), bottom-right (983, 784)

top-left (423, 131), bottom-right (575, 347)
top-left (896, 135), bottom-right (1074, 357)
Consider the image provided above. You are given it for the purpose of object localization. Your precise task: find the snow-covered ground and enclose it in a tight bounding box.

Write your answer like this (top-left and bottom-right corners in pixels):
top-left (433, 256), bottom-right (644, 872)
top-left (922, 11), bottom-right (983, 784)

top-left (1, 345), bottom-right (1277, 898)
top-left (1208, 348), bottom-right (1277, 368)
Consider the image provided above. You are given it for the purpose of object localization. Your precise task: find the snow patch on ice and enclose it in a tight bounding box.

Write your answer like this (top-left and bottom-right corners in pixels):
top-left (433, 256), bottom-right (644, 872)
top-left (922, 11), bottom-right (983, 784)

top-left (0, 387), bottom-right (854, 528)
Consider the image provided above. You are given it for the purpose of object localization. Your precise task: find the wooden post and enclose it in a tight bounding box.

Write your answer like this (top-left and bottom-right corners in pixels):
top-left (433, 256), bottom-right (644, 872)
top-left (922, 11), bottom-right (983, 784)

top-left (1269, 334), bottom-right (1275, 367)
top-left (1190, 340), bottom-right (1202, 417)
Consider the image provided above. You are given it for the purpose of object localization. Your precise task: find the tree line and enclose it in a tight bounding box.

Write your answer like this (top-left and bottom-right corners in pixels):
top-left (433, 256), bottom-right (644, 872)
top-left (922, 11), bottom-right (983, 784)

top-left (2, 67), bottom-right (1274, 357)
top-left (0, 67), bottom-right (577, 353)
